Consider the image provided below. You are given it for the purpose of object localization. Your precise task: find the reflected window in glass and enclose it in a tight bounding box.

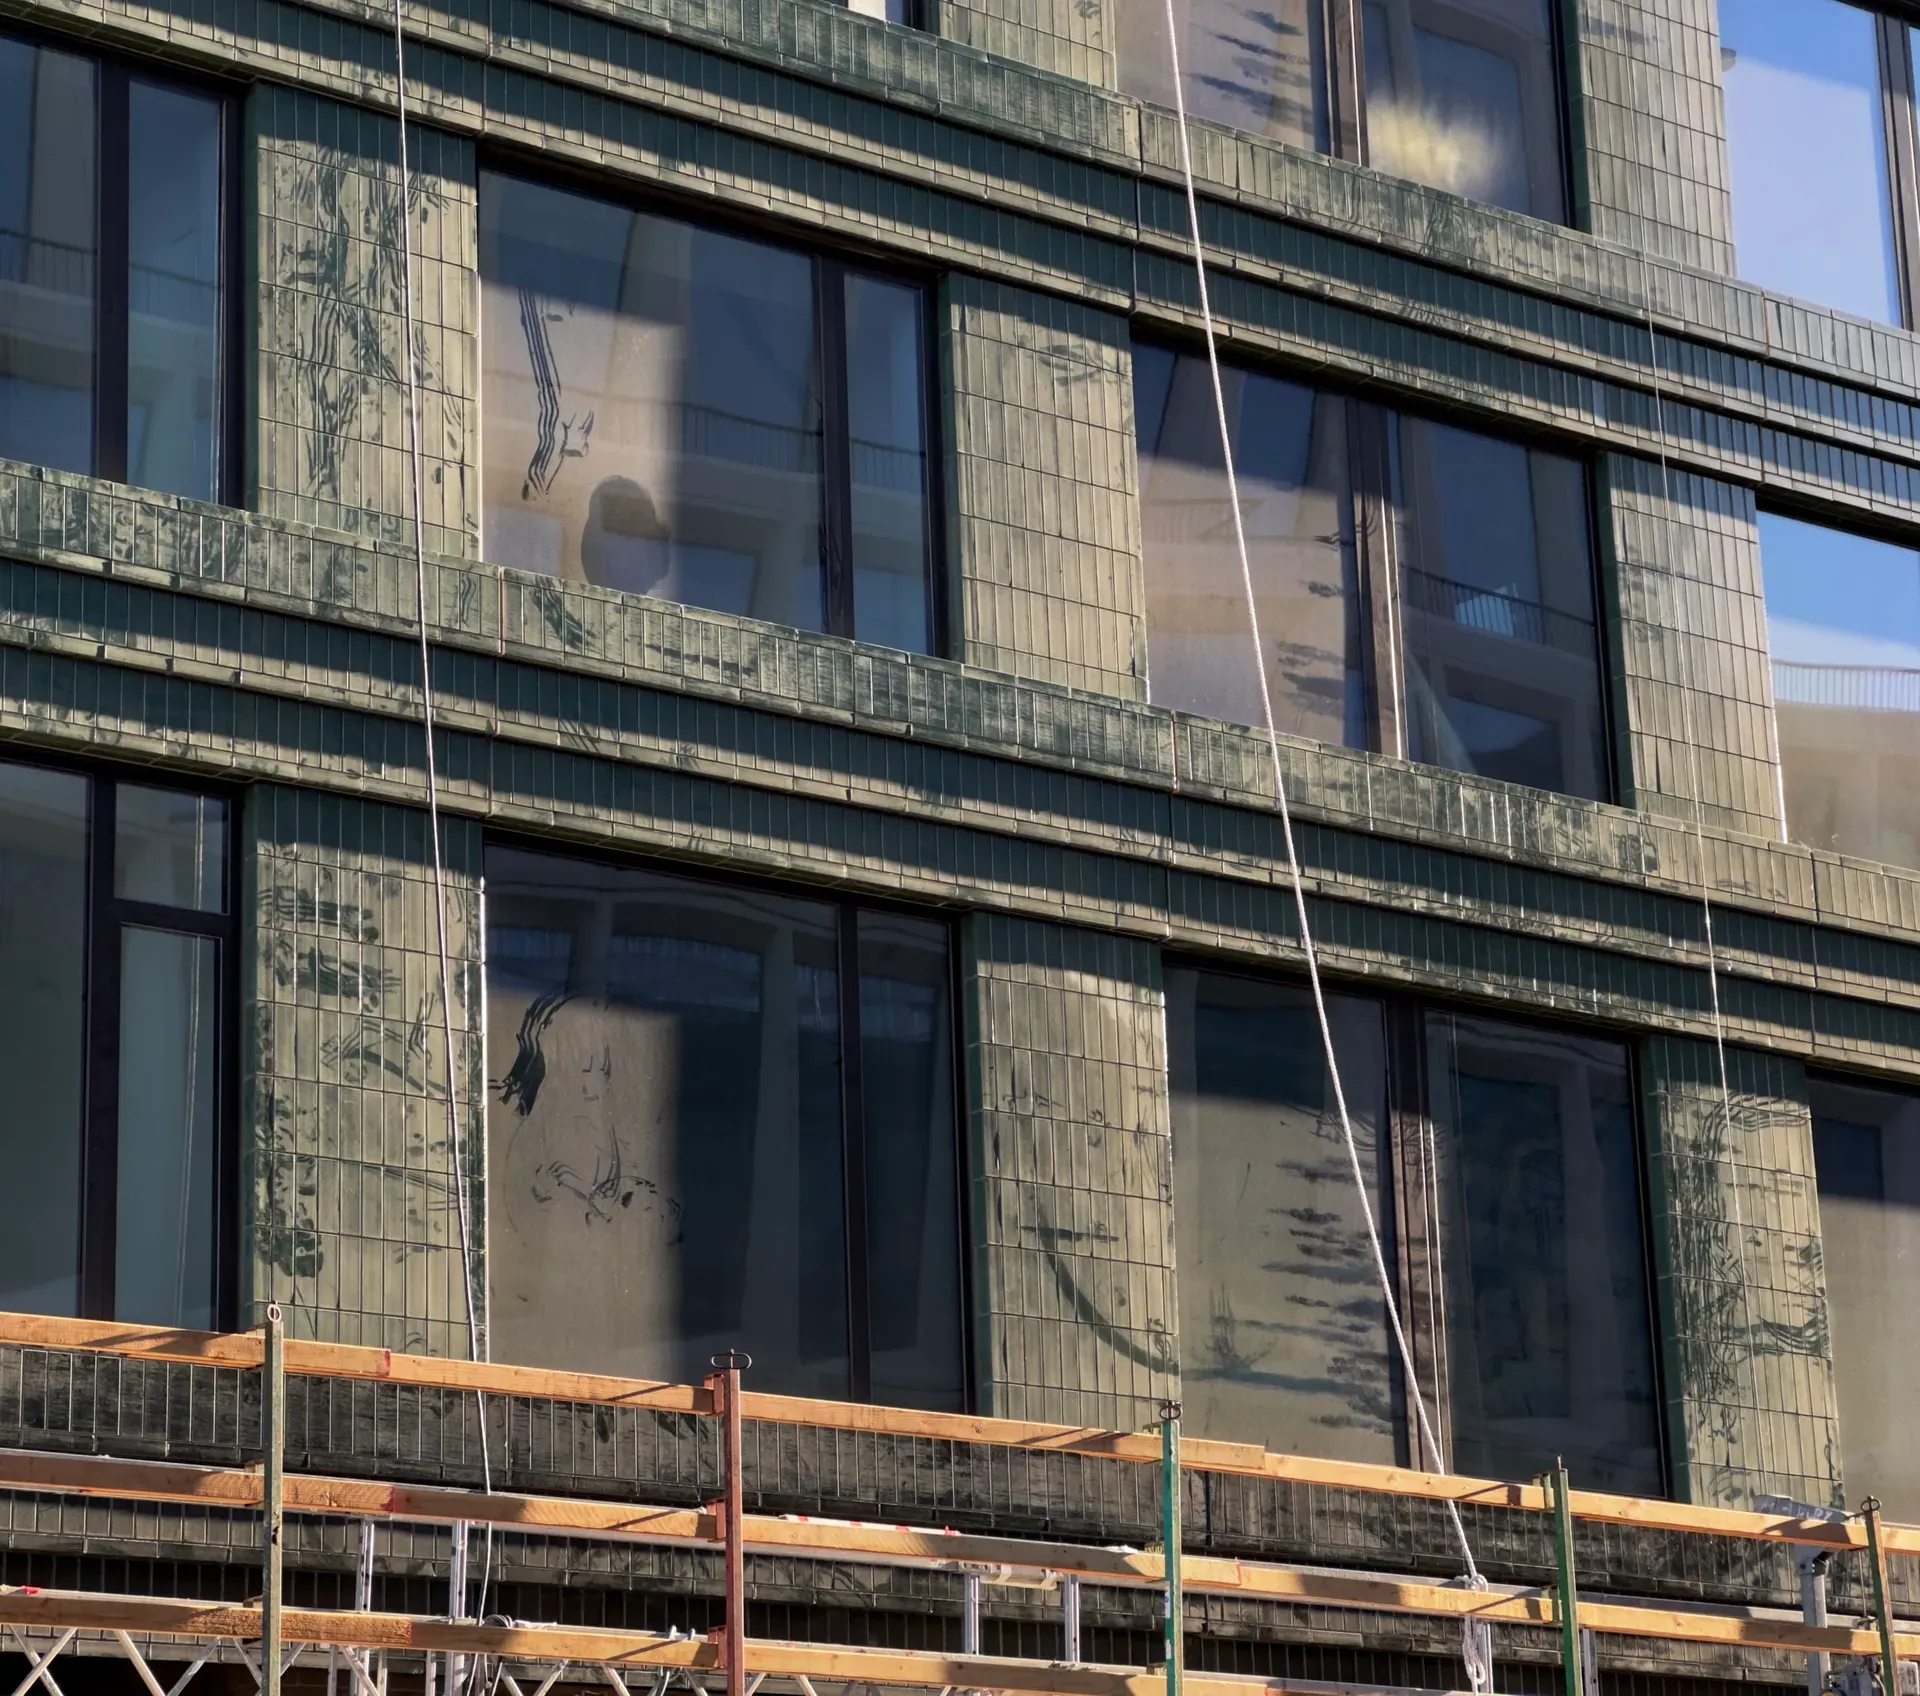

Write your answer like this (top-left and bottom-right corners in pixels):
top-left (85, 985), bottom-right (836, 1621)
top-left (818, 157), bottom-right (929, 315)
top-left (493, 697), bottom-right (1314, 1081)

top-left (485, 845), bottom-right (965, 1407)
top-left (1721, 0), bottom-right (1902, 324)
top-left (1759, 511), bottom-right (1920, 870)
top-left (1426, 1012), bottom-right (1662, 1492)
top-left (1361, 0), bottom-right (1565, 219)
top-left (480, 173), bottom-right (936, 652)
top-left (1393, 416), bottom-right (1606, 799)
top-left (1811, 1076), bottom-right (1920, 1522)
top-left (1135, 344), bottom-right (1366, 745)
top-left (1116, 0), bottom-right (1331, 152)
top-left (1168, 970), bottom-right (1396, 1457)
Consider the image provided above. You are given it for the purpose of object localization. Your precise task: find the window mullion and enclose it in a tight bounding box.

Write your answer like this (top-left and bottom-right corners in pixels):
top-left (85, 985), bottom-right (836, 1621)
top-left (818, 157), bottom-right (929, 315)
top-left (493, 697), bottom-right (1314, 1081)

top-left (1875, 13), bottom-right (1920, 330)
top-left (1384, 1002), bottom-right (1449, 1471)
top-left (94, 61), bottom-right (131, 486)
top-left (837, 904), bottom-right (873, 1402)
top-left (1348, 402), bottom-right (1405, 760)
top-left (80, 779), bottom-right (121, 1319)
top-left (817, 259), bottom-right (856, 641)
top-left (1325, 0), bottom-right (1366, 164)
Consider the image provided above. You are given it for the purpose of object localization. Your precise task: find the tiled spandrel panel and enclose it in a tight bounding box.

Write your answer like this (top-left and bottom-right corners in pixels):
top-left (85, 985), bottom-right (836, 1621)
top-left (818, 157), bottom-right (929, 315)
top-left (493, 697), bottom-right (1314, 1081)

top-left (962, 914), bottom-right (1176, 1429)
top-left (943, 278), bottom-right (1147, 699)
top-left (244, 785), bottom-right (485, 1356)
top-left (252, 88), bottom-right (478, 559)
top-left (940, 0), bottom-right (1118, 87)
top-left (1641, 1035), bottom-right (1841, 1509)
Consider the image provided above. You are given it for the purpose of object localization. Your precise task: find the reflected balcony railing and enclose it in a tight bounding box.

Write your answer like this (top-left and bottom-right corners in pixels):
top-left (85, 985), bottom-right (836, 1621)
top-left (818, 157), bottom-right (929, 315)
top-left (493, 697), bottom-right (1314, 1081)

top-left (1773, 659), bottom-right (1920, 712)
top-left (1401, 565), bottom-right (1594, 650)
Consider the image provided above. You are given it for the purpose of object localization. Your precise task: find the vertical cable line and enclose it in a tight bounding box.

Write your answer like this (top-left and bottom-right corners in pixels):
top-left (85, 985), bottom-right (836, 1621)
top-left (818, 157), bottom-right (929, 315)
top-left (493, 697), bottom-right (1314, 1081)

top-left (1157, 0), bottom-right (1486, 1602)
top-left (390, 0), bottom-right (496, 1654)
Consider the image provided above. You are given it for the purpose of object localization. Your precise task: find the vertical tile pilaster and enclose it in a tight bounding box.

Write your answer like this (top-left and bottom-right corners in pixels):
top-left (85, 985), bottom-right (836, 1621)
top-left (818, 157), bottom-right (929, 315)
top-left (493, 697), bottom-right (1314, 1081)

top-left (243, 784), bottom-right (485, 1356)
top-left (962, 913), bottom-right (1177, 1430)
top-left (1642, 1034), bottom-right (1842, 1509)
top-left (250, 87), bottom-right (479, 558)
top-left (943, 276), bottom-right (1147, 700)
top-left (1575, 0), bottom-right (1736, 272)
top-left (1606, 452), bottom-right (1784, 840)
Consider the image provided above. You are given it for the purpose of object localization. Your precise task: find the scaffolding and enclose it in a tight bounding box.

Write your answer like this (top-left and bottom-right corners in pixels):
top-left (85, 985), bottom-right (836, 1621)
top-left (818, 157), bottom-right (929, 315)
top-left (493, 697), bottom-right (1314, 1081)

top-left (0, 1310), bottom-right (1910, 1696)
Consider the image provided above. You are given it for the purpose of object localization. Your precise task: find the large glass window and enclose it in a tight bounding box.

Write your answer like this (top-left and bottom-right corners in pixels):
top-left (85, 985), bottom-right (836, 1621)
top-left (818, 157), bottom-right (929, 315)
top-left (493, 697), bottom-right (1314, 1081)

top-left (1134, 345), bottom-right (1364, 744)
top-left (480, 174), bottom-right (937, 653)
top-left (0, 31), bottom-right (229, 497)
top-left (1135, 342), bottom-right (1609, 802)
top-left (485, 847), bottom-right (964, 1406)
top-left (1719, 0), bottom-right (1918, 325)
top-left (1393, 414), bottom-right (1607, 797)
top-left (1758, 510), bottom-right (1920, 871)
top-left (0, 756), bottom-right (232, 1325)
top-left (1115, 0), bottom-right (1566, 221)
top-left (1170, 969), bottom-right (1663, 1492)
top-left (1810, 1076), bottom-right (1920, 1521)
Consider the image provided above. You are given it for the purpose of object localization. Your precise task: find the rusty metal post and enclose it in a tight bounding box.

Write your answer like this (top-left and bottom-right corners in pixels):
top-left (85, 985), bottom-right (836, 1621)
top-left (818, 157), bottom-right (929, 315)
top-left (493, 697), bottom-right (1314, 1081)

top-left (708, 1351), bottom-right (750, 1696)
top-left (1863, 1498), bottom-right (1901, 1696)
top-left (262, 1305), bottom-right (285, 1696)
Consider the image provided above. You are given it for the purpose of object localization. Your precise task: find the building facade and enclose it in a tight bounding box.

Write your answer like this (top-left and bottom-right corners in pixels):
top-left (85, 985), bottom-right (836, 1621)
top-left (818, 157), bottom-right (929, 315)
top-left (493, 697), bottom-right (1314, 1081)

top-left (0, 0), bottom-right (1918, 1683)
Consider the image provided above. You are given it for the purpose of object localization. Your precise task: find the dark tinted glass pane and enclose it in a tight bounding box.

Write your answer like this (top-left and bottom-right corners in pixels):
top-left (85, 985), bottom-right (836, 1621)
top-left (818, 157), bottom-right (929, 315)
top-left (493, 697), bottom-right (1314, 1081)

top-left (1116, 0), bottom-right (1331, 153)
top-left (845, 273), bottom-right (932, 654)
top-left (115, 927), bottom-right (219, 1328)
top-left (1721, 0), bottom-right (1898, 323)
top-left (1136, 345), bottom-right (1364, 746)
top-left (857, 911), bottom-right (963, 1409)
top-left (1427, 1014), bottom-right (1660, 1491)
top-left (127, 81), bottom-right (223, 501)
top-left (1394, 416), bottom-right (1606, 799)
top-left (1361, 0), bottom-right (1564, 219)
top-left (485, 848), bottom-right (848, 1395)
top-left (1168, 969), bottom-right (1397, 1458)
top-left (1760, 511), bottom-right (1920, 870)
top-left (0, 36), bottom-right (95, 474)
top-left (116, 783), bottom-right (227, 911)
top-left (1810, 1078), bottom-right (1920, 1520)
top-left (480, 174), bottom-right (825, 632)
top-left (0, 759), bottom-right (87, 1315)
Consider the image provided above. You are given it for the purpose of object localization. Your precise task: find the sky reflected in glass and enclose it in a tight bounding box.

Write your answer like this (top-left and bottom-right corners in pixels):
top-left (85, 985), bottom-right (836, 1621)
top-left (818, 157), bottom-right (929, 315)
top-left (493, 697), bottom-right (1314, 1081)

top-left (1721, 0), bottom-right (1900, 323)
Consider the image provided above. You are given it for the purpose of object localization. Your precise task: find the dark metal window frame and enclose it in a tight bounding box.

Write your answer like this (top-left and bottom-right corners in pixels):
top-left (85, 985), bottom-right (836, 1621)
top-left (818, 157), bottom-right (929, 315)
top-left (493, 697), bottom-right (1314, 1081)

top-left (478, 156), bottom-right (949, 658)
top-left (1168, 958), bottom-right (1670, 1492)
top-left (1137, 336), bottom-right (1619, 804)
top-left (0, 744), bottom-right (242, 1327)
top-left (0, 22), bottom-right (242, 499)
top-left (481, 832), bottom-right (973, 1409)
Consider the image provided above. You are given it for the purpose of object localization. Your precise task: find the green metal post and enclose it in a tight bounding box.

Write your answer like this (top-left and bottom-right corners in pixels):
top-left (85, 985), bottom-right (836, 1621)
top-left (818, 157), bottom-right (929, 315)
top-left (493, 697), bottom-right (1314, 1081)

top-left (1551, 1459), bottom-right (1585, 1696)
top-left (262, 1304), bottom-right (285, 1696)
top-left (1863, 1498), bottom-right (1902, 1696)
top-left (1162, 1401), bottom-right (1182, 1696)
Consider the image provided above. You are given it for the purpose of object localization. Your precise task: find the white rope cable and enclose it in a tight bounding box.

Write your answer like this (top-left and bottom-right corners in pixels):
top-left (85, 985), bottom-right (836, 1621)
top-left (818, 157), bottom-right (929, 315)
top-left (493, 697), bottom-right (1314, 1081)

top-left (1156, 0), bottom-right (1484, 1594)
top-left (390, 0), bottom-right (497, 1659)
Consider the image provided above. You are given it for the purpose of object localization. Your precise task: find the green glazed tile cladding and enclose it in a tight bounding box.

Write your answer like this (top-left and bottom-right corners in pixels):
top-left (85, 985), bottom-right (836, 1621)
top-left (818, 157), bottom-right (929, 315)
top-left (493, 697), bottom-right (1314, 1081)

top-left (962, 914), bottom-right (1177, 1430)
top-left (245, 784), bottom-right (486, 1356)
top-left (938, 0), bottom-right (1117, 89)
top-left (1640, 1036), bottom-right (1841, 1510)
top-left (1604, 454), bottom-right (1785, 841)
top-left (943, 278), bottom-right (1149, 700)
top-left (252, 89), bottom-right (479, 560)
